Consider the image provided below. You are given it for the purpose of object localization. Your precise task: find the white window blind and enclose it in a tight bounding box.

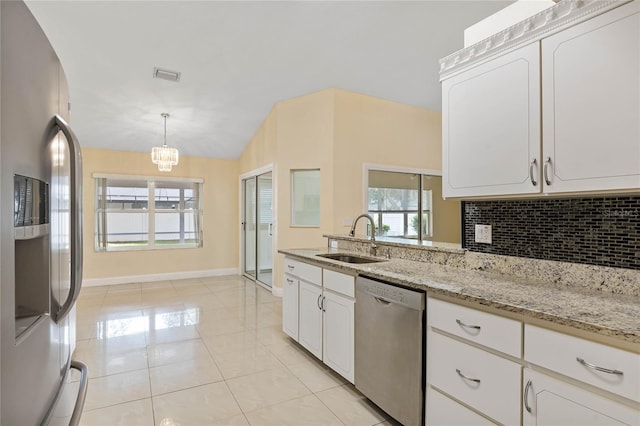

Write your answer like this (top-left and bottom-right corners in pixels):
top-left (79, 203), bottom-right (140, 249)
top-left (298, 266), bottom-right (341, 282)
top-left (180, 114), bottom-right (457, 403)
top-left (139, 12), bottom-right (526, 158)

top-left (95, 176), bottom-right (203, 251)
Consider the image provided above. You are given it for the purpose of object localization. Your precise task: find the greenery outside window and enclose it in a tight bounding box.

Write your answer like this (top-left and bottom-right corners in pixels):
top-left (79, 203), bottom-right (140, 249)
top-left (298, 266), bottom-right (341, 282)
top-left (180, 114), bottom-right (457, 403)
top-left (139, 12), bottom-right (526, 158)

top-left (368, 170), bottom-right (431, 239)
top-left (95, 175), bottom-right (203, 251)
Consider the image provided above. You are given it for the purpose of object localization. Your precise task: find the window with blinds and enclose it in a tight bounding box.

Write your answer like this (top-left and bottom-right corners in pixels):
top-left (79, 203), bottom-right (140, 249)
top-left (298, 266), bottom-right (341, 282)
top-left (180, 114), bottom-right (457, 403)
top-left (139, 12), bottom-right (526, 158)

top-left (95, 176), bottom-right (203, 251)
top-left (367, 170), bottom-right (433, 239)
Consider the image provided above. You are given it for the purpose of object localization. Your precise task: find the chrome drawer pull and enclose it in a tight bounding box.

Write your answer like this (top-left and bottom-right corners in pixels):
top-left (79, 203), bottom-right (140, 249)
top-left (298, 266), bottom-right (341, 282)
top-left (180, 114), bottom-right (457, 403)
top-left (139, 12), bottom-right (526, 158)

top-left (524, 379), bottom-right (533, 413)
top-left (576, 357), bottom-right (623, 375)
top-left (286, 278), bottom-right (294, 284)
top-left (287, 265), bottom-right (295, 271)
top-left (456, 319), bottom-right (481, 331)
top-left (456, 369), bottom-right (481, 384)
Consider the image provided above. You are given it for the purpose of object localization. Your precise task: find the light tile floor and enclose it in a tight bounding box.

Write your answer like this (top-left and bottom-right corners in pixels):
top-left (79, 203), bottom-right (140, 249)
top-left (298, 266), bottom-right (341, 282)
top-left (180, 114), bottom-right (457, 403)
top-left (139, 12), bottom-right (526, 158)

top-left (68, 275), bottom-right (396, 426)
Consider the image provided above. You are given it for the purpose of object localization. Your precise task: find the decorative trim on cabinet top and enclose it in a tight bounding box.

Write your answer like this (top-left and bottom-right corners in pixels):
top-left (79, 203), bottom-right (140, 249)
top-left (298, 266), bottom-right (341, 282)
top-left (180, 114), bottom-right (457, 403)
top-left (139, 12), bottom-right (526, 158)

top-left (439, 0), bottom-right (632, 78)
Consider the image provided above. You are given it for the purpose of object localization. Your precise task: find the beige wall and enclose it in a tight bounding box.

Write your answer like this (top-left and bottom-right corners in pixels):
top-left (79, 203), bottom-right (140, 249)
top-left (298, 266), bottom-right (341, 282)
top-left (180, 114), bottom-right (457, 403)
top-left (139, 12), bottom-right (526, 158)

top-left (239, 88), bottom-right (445, 290)
top-left (333, 89), bottom-right (443, 235)
top-left (238, 108), bottom-right (277, 174)
top-left (240, 90), bottom-right (335, 288)
top-left (82, 89), bottom-right (444, 285)
top-left (82, 148), bottom-right (239, 280)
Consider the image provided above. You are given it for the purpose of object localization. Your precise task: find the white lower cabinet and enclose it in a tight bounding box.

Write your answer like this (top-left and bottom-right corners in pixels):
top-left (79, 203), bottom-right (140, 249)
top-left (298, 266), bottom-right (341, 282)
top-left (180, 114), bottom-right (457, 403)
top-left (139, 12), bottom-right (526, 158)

top-left (523, 368), bottom-right (640, 426)
top-left (426, 297), bottom-right (523, 426)
top-left (282, 257), bottom-right (355, 383)
top-left (298, 280), bottom-right (323, 359)
top-left (282, 274), bottom-right (299, 340)
top-left (523, 324), bottom-right (640, 426)
top-left (428, 330), bottom-right (521, 426)
top-left (322, 289), bottom-right (354, 383)
top-left (524, 325), bottom-right (639, 402)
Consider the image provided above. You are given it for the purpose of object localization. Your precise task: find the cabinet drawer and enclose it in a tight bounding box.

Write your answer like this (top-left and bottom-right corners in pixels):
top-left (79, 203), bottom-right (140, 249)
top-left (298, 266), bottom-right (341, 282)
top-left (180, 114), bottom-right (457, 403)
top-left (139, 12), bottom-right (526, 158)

top-left (428, 297), bottom-right (522, 357)
top-left (428, 331), bottom-right (521, 426)
top-left (426, 386), bottom-right (495, 426)
top-left (323, 269), bottom-right (354, 298)
top-left (284, 257), bottom-right (321, 285)
top-left (525, 325), bottom-right (639, 402)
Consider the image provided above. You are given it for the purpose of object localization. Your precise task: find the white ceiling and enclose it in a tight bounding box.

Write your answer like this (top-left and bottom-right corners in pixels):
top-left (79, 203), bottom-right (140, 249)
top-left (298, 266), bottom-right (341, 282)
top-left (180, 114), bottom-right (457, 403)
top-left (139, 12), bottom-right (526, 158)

top-left (26, 1), bottom-right (511, 160)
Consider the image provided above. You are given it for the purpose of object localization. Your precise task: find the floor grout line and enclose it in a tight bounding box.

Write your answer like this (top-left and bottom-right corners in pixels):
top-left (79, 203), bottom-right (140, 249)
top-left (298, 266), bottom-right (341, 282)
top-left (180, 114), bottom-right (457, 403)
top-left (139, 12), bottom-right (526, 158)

top-left (77, 275), bottom-right (390, 425)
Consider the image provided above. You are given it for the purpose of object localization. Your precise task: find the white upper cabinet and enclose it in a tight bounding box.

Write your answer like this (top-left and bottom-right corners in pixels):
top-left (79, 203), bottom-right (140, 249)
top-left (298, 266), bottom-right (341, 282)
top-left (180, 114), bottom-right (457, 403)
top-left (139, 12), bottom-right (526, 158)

top-left (542, 1), bottom-right (640, 193)
top-left (443, 42), bottom-right (541, 198)
top-left (442, 0), bottom-right (640, 198)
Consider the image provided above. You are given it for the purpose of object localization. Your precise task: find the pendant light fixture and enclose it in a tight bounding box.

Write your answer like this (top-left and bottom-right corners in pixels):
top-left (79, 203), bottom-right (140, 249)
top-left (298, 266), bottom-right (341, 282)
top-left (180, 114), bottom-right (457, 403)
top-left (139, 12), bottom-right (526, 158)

top-left (151, 113), bottom-right (179, 172)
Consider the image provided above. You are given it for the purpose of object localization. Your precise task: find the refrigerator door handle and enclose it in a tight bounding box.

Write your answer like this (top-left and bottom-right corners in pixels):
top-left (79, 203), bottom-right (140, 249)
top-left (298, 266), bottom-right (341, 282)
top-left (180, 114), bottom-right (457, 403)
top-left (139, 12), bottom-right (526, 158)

top-left (68, 360), bottom-right (89, 426)
top-left (51, 114), bottom-right (83, 323)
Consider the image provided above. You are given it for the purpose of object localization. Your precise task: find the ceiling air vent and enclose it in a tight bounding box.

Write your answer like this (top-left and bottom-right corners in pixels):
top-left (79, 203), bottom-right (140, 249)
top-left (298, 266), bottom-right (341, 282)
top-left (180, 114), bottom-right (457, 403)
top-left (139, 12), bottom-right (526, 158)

top-left (153, 67), bottom-right (181, 82)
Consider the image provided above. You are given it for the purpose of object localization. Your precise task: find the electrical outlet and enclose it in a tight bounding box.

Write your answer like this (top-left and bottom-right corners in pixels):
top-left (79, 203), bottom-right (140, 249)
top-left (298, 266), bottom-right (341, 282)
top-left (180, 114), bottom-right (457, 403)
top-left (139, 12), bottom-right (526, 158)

top-left (329, 239), bottom-right (338, 249)
top-left (475, 224), bottom-right (492, 244)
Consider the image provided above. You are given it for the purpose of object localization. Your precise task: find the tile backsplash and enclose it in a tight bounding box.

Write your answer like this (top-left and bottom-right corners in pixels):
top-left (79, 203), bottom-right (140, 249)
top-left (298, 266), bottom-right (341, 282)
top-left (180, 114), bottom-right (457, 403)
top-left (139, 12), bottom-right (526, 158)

top-left (463, 196), bottom-right (640, 271)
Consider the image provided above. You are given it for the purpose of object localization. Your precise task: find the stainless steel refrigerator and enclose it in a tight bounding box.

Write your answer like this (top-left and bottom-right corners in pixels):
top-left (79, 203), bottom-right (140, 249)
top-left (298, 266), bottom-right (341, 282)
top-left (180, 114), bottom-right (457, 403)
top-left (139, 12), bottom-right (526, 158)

top-left (1, 1), bottom-right (88, 424)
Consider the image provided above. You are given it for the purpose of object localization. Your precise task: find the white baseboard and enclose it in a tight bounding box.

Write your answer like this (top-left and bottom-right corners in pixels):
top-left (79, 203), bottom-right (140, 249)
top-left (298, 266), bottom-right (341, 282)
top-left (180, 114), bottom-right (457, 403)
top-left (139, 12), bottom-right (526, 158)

top-left (82, 267), bottom-right (239, 287)
top-left (271, 286), bottom-right (283, 298)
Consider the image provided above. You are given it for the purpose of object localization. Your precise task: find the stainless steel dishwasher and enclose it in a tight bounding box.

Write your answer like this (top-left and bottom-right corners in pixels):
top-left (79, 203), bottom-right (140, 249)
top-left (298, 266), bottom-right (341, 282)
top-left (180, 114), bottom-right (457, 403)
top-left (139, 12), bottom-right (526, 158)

top-left (355, 275), bottom-right (425, 426)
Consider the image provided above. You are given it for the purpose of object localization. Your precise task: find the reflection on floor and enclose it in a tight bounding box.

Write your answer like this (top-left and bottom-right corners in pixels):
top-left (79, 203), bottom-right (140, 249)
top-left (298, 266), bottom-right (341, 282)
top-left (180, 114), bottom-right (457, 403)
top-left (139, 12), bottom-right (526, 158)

top-left (63, 275), bottom-right (395, 425)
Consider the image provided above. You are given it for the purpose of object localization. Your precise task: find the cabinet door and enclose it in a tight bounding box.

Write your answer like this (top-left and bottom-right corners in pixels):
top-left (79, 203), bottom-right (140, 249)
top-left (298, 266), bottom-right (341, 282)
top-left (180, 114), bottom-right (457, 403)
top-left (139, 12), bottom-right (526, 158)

top-left (542, 1), bottom-right (640, 193)
top-left (322, 290), bottom-right (354, 383)
top-left (298, 280), bottom-right (323, 359)
top-left (442, 42), bottom-right (541, 198)
top-left (523, 369), bottom-right (640, 426)
top-left (282, 275), bottom-right (298, 341)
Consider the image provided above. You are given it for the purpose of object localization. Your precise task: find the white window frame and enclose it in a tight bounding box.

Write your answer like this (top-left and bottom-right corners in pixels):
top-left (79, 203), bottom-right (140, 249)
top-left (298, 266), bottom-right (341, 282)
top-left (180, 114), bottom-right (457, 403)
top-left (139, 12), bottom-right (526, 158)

top-left (94, 173), bottom-right (203, 252)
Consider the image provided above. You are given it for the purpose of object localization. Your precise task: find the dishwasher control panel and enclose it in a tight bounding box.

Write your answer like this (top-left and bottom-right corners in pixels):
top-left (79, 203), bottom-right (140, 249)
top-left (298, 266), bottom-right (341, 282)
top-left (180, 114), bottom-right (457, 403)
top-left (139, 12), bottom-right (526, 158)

top-left (356, 276), bottom-right (424, 310)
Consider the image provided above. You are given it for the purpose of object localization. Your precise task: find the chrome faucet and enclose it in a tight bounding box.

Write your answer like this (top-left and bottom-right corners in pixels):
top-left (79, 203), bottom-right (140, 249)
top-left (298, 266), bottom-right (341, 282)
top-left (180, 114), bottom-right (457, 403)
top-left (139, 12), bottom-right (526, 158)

top-left (349, 214), bottom-right (377, 256)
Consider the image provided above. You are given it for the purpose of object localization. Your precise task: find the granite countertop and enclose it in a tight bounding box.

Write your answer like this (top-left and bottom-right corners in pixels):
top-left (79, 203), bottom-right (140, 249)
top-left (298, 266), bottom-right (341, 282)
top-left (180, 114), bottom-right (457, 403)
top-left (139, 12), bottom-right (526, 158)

top-left (279, 247), bottom-right (640, 349)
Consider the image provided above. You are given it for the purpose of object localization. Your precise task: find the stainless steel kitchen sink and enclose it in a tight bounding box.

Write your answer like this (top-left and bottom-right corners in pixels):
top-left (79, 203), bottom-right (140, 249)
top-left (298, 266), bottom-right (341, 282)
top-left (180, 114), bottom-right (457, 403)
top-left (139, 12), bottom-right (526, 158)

top-left (316, 253), bottom-right (386, 264)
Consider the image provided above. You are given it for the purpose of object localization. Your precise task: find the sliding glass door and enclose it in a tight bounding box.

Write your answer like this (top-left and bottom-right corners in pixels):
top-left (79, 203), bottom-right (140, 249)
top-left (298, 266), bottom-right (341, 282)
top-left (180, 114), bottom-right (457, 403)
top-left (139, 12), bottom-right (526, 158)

top-left (256, 173), bottom-right (273, 286)
top-left (243, 177), bottom-right (257, 280)
top-left (242, 171), bottom-right (273, 287)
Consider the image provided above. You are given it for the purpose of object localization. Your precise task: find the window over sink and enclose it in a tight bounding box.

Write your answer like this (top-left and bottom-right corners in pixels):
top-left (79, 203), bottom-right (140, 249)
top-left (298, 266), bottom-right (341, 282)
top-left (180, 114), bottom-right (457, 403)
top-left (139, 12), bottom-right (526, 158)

top-left (366, 167), bottom-right (461, 243)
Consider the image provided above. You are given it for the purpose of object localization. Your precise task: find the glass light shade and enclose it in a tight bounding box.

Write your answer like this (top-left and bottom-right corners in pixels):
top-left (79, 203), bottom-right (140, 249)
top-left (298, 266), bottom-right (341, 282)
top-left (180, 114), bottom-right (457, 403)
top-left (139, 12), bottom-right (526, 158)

top-left (151, 145), bottom-right (179, 172)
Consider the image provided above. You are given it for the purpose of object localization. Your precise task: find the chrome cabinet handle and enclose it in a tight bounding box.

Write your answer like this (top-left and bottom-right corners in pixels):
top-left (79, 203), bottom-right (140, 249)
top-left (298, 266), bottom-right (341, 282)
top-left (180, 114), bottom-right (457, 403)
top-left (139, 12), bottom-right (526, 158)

top-left (317, 294), bottom-right (323, 310)
top-left (456, 319), bottom-right (481, 331)
top-left (543, 157), bottom-right (552, 186)
top-left (286, 278), bottom-right (294, 284)
top-left (322, 296), bottom-right (326, 312)
top-left (576, 357), bottom-right (623, 375)
top-left (456, 369), bottom-right (481, 384)
top-left (529, 158), bottom-right (538, 186)
top-left (50, 115), bottom-right (83, 324)
top-left (287, 265), bottom-right (295, 271)
top-left (524, 379), bottom-right (533, 413)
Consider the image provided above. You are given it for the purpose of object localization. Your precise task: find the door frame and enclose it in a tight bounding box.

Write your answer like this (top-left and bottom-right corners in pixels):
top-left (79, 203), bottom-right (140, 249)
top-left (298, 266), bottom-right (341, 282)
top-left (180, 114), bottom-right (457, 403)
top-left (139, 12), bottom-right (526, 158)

top-left (238, 164), bottom-right (276, 293)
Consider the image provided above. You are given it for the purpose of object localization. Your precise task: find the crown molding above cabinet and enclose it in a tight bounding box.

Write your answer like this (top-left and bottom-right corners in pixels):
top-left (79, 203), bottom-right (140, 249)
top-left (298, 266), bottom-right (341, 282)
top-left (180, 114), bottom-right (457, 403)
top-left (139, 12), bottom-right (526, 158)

top-left (439, 0), bottom-right (631, 79)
